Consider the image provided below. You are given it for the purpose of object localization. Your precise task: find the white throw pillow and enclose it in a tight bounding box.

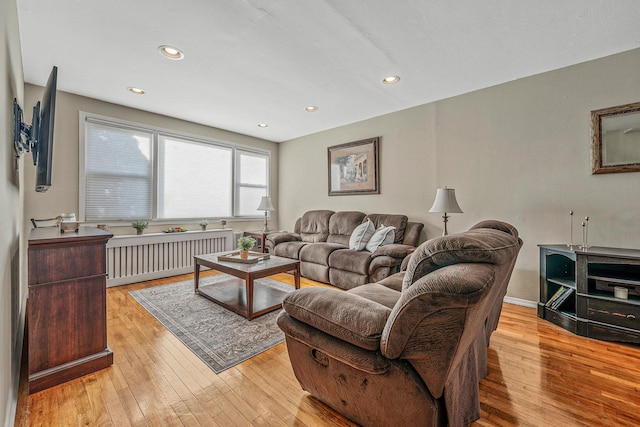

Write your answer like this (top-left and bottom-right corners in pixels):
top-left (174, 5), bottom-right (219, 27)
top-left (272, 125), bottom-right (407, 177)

top-left (349, 219), bottom-right (376, 250)
top-left (365, 225), bottom-right (396, 252)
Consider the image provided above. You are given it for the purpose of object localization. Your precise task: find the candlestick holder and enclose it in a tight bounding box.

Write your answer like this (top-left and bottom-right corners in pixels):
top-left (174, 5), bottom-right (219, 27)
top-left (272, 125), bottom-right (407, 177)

top-left (580, 216), bottom-right (590, 249)
top-left (567, 211), bottom-right (574, 247)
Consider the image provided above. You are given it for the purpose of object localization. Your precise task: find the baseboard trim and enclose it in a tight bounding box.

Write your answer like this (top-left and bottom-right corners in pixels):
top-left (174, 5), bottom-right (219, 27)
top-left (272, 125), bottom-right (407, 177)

top-left (4, 292), bottom-right (27, 427)
top-left (503, 296), bottom-right (537, 308)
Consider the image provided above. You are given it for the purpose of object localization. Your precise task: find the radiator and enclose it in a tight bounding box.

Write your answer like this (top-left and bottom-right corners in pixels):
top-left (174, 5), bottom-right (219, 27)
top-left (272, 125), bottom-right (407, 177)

top-left (106, 229), bottom-right (234, 287)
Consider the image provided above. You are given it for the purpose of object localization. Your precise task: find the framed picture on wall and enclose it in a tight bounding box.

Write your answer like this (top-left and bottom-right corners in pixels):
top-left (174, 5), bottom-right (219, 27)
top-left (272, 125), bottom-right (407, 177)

top-left (328, 137), bottom-right (379, 196)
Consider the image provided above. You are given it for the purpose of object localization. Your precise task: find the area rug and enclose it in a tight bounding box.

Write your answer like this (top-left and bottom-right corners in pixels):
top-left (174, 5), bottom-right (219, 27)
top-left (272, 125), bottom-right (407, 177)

top-left (129, 275), bottom-right (293, 373)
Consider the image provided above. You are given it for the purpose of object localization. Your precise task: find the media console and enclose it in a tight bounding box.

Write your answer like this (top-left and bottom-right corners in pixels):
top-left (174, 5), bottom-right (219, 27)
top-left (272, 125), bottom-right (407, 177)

top-left (538, 244), bottom-right (640, 343)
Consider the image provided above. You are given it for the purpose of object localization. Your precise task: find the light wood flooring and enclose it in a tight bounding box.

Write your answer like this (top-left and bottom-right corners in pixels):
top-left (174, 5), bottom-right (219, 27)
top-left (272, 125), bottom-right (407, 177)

top-left (14, 271), bottom-right (640, 426)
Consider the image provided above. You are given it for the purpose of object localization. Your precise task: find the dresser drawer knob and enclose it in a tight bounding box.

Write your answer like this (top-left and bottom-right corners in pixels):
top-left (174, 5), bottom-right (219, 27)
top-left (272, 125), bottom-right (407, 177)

top-left (627, 314), bottom-right (636, 320)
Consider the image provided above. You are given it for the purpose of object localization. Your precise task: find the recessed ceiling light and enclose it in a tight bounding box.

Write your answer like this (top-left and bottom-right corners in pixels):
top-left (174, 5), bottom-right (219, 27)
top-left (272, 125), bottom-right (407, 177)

top-left (127, 87), bottom-right (145, 95)
top-left (258, 123), bottom-right (268, 128)
top-left (158, 45), bottom-right (184, 60)
top-left (382, 75), bottom-right (400, 84)
top-left (304, 106), bottom-right (318, 112)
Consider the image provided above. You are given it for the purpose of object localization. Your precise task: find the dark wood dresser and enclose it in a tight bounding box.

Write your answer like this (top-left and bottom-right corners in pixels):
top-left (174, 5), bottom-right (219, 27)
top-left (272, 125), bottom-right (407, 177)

top-left (28, 226), bottom-right (113, 393)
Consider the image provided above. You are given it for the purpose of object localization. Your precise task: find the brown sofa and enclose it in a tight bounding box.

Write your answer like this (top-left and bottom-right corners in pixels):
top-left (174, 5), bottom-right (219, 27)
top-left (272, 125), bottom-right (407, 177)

top-left (277, 220), bottom-right (523, 427)
top-left (265, 210), bottom-right (424, 289)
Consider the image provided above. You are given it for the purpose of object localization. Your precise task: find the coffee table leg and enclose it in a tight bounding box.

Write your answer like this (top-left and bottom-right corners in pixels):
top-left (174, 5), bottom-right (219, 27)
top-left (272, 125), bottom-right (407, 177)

top-left (246, 276), bottom-right (254, 320)
top-left (294, 264), bottom-right (301, 290)
top-left (194, 260), bottom-right (201, 292)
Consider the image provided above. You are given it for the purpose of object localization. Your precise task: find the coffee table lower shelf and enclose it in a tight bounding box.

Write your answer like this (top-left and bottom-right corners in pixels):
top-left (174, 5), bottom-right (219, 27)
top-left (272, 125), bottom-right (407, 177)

top-left (196, 277), bottom-right (293, 319)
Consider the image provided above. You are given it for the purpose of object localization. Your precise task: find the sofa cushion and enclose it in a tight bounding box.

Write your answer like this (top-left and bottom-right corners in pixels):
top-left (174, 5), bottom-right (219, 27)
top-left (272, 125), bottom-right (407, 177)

top-left (365, 214), bottom-right (408, 243)
top-left (365, 226), bottom-right (396, 252)
top-left (282, 287), bottom-right (392, 351)
top-left (273, 241), bottom-right (308, 260)
top-left (327, 211), bottom-right (367, 246)
top-left (329, 249), bottom-right (373, 275)
top-left (300, 242), bottom-right (346, 265)
top-left (348, 218), bottom-right (375, 250)
top-left (348, 283), bottom-right (401, 309)
top-left (300, 210), bottom-right (334, 242)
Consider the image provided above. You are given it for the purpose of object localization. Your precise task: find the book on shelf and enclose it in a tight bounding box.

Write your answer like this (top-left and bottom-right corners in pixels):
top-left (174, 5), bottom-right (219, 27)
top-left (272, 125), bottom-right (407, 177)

top-left (548, 287), bottom-right (574, 311)
top-left (545, 287), bottom-right (565, 308)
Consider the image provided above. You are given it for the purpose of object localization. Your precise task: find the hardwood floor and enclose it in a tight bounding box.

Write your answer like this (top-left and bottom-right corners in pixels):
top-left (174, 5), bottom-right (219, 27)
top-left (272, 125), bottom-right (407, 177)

top-left (14, 271), bottom-right (640, 426)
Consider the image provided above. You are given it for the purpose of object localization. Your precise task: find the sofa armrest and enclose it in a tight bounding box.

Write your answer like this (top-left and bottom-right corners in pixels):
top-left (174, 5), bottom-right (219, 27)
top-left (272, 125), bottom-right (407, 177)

top-left (282, 288), bottom-right (392, 351)
top-left (266, 231), bottom-right (302, 246)
top-left (371, 243), bottom-right (415, 259)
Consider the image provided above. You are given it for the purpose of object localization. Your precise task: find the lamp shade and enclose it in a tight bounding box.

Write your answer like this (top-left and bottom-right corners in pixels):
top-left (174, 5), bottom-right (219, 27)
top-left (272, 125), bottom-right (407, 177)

top-left (429, 188), bottom-right (463, 213)
top-left (257, 196), bottom-right (275, 212)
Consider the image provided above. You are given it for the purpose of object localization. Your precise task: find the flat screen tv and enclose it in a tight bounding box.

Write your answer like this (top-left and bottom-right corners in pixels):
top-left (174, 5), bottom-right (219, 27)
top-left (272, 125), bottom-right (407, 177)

top-left (34, 66), bottom-right (58, 192)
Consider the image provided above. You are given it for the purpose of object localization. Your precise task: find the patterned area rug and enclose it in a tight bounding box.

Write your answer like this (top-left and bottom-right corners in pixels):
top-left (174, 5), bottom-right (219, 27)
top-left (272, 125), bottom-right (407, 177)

top-left (129, 275), bottom-right (293, 373)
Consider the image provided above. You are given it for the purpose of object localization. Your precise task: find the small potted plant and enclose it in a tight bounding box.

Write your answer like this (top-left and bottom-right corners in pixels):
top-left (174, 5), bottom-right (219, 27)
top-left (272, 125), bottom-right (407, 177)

top-left (237, 236), bottom-right (256, 259)
top-left (199, 219), bottom-right (208, 230)
top-left (132, 219), bottom-right (149, 235)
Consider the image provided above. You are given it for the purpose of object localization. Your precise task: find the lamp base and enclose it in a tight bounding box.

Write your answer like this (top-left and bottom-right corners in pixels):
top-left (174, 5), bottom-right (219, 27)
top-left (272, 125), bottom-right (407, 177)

top-left (442, 213), bottom-right (449, 236)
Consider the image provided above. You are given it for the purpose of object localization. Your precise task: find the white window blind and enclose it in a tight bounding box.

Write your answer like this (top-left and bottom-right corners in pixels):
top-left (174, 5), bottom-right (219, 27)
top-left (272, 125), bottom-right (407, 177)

top-left (84, 121), bottom-right (153, 221)
top-left (158, 135), bottom-right (232, 219)
top-left (236, 150), bottom-right (269, 216)
top-left (80, 114), bottom-right (270, 222)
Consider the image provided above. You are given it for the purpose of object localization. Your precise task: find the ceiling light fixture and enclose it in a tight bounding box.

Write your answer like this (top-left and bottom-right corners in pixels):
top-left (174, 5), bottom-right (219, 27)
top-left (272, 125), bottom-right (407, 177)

top-left (158, 45), bottom-right (184, 60)
top-left (127, 87), bottom-right (145, 95)
top-left (382, 75), bottom-right (400, 84)
top-left (304, 106), bottom-right (318, 112)
top-left (258, 123), bottom-right (268, 128)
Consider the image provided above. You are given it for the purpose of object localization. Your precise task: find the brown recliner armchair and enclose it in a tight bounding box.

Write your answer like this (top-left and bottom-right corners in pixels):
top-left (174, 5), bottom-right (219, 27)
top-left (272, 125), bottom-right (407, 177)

top-left (277, 220), bottom-right (523, 427)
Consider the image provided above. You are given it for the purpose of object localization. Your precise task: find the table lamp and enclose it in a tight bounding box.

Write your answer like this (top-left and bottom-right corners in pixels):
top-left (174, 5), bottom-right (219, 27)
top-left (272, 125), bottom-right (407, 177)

top-left (428, 187), bottom-right (463, 236)
top-left (257, 196), bottom-right (275, 232)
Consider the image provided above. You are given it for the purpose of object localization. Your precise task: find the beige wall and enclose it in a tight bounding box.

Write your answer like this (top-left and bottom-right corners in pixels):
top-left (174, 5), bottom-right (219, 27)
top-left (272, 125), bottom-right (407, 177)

top-left (22, 88), bottom-right (279, 236)
top-left (280, 48), bottom-right (640, 303)
top-left (1, 0), bottom-right (26, 423)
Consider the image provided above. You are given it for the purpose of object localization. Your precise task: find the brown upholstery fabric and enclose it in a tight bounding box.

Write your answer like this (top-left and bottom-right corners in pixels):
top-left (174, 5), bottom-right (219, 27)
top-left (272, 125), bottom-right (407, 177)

top-left (365, 214), bottom-right (408, 243)
top-left (328, 249), bottom-right (372, 275)
top-left (402, 227), bottom-right (521, 291)
top-left (403, 222), bottom-right (424, 247)
top-left (278, 220), bottom-right (523, 427)
top-left (300, 210), bottom-right (334, 242)
top-left (326, 211), bottom-right (366, 245)
top-left (300, 242), bottom-right (345, 265)
top-left (271, 210), bottom-right (424, 289)
top-left (328, 269), bottom-right (368, 290)
top-left (348, 283), bottom-right (401, 309)
top-left (282, 287), bottom-right (391, 351)
top-left (272, 241), bottom-right (307, 260)
top-left (300, 262), bottom-right (330, 283)
top-left (377, 272), bottom-right (404, 292)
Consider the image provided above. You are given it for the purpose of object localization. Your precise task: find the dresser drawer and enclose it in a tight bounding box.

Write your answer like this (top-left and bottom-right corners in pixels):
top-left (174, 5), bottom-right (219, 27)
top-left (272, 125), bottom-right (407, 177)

top-left (587, 298), bottom-right (640, 330)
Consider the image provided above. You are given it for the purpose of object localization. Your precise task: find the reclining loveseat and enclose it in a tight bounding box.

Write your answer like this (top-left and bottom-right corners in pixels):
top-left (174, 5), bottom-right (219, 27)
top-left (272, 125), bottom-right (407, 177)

top-left (277, 220), bottom-right (522, 427)
top-left (265, 210), bottom-right (424, 289)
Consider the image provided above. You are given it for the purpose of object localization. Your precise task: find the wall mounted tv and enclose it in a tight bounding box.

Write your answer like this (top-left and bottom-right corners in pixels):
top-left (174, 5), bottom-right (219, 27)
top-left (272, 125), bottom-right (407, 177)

top-left (12, 65), bottom-right (58, 192)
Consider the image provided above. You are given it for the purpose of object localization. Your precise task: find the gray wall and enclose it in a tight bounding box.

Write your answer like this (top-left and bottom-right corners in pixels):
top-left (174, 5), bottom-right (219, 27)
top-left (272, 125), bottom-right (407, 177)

top-left (22, 88), bottom-right (280, 237)
top-left (279, 48), bottom-right (640, 303)
top-left (1, 0), bottom-right (26, 424)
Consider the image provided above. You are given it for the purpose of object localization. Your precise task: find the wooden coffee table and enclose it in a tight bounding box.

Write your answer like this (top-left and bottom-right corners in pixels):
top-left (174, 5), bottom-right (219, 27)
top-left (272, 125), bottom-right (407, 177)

top-left (194, 252), bottom-right (300, 320)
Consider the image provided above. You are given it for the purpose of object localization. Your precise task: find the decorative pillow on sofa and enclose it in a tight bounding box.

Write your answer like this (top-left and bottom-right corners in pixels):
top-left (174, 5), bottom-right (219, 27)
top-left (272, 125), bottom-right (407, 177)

top-left (349, 219), bottom-right (375, 250)
top-left (366, 225), bottom-right (396, 252)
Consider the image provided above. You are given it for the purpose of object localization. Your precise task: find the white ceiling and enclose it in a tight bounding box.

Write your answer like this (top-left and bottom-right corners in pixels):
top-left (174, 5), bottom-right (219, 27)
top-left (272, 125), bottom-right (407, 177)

top-left (16, 0), bottom-right (640, 142)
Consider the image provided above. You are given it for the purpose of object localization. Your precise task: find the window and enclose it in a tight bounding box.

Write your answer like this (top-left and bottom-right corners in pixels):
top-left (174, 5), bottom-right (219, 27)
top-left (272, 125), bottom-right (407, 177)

top-left (80, 114), bottom-right (270, 222)
top-left (158, 135), bottom-right (232, 219)
top-left (235, 150), bottom-right (269, 217)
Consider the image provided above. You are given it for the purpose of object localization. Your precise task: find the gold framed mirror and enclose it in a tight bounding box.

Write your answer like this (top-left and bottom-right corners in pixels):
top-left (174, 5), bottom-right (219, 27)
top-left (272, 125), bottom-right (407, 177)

top-left (591, 102), bottom-right (640, 174)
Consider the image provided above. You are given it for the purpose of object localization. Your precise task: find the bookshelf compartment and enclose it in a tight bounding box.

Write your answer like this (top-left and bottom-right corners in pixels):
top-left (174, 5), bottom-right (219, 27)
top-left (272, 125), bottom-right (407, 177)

top-left (545, 253), bottom-right (576, 288)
